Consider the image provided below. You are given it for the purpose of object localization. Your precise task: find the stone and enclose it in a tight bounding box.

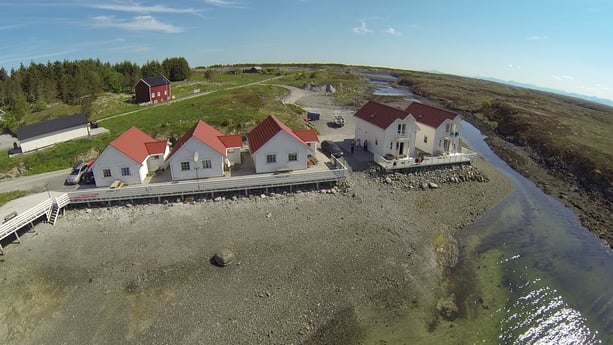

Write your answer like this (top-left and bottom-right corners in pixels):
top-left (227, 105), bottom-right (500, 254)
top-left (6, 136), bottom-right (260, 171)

top-left (385, 177), bottom-right (392, 184)
top-left (428, 182), bottom-right (439, 189)
top-left (214, 196), bottom-right (223, 202)
top-left (212, 249), bottom-right (236, 267)
top-left (266, 213), bottom-right (272, 218)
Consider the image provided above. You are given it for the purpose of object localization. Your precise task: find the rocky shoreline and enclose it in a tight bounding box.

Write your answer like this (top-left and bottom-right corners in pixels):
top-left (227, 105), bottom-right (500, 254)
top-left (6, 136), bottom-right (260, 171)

top-left (0, 157), bottom-right (513, 345)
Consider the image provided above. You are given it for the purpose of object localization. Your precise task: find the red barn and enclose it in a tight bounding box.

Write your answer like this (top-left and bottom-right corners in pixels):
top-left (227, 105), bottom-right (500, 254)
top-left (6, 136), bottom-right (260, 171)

top-left (134, 76), bottom-right (171, 104)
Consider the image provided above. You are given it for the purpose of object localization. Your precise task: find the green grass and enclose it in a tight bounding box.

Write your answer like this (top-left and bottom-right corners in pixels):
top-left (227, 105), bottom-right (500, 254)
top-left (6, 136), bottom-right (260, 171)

top-left (1, 83), bottom-right (306, 176)
top-left (0, 191), bottom-right (27, 207)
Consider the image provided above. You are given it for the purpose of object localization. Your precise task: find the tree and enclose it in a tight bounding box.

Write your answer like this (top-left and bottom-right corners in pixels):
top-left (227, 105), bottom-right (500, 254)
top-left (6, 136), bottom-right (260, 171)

top-left (141, 60), bottom-right (164, 78)
top-left (162, 57), bottom-right (191, 81)
top-left (80, 95), bottom-right (97, 118)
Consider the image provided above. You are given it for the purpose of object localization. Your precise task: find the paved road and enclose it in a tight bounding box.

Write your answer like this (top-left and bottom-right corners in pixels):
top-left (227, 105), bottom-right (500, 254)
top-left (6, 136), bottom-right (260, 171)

top-left (0, 168), bottom-right (76, 194)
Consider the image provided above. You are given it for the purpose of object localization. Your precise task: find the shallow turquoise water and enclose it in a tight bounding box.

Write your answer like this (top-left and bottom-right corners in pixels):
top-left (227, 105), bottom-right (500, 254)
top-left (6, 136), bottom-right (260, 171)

top-left (456, 122), bottom-right (613, 344)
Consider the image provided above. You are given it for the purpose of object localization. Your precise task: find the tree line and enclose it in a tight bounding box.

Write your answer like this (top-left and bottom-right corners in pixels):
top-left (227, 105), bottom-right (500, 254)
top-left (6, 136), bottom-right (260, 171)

top-left (0, 57), bottom-right (190, 129)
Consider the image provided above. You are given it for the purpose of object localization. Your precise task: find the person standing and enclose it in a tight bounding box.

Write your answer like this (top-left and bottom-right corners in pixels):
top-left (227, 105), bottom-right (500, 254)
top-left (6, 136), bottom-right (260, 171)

top-left (363, 140), bottom-right (368, 152)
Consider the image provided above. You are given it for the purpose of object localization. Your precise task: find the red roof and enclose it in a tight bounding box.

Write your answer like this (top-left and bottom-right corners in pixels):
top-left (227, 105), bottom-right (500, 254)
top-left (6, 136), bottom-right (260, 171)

top-left (354, 101), bottom-right (413, 129)
top-left (110, 126), bottom-right (166, 163)
top-left (218, 135), bottom-right (243, 148)
top-left (293, 129), bottom-right (319, 143)
top-left (405, 102), bottom-right (458, 128)
top-left (169, 120), bottom-right (242, 159)
top-left (248, 115), bottom-right (308, 153)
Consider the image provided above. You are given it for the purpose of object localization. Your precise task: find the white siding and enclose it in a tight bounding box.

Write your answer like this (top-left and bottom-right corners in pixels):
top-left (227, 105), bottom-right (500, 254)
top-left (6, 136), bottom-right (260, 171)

top-left (253, 132), bottom-right (308, 173)
top-left (226, 147), bottom-right (242, 166)
top-left (146, 145), bottom-right (170, 171)
top-left (20, 125), bottom-right (89, 152)
top-left (354, 117), bottom-right (385, 156)
top-left (355, 117), bottom-right (418, 158)
top-left (93, 146), bottom-right (147, 187)
top-left (168, 137), bottom-right (225, 180)
top-left (416, 118), bottom-right (462, 155)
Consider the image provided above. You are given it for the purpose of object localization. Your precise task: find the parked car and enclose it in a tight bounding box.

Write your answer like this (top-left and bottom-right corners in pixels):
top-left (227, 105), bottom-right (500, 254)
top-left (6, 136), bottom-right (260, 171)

top-left (333, 115), bottom-right (345, 127)
top-left (321, 140), bottom-right (344, 158)
top-left (65, 161), bottom-right (88, 185)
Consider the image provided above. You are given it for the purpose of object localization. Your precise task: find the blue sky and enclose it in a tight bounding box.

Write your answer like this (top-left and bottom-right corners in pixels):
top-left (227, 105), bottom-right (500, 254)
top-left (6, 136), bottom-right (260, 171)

top-left (1, 0), bottom-right (612, 101)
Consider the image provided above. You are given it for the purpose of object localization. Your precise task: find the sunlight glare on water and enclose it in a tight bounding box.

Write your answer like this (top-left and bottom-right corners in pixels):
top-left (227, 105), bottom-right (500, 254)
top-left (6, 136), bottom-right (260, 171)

top-left (499, 278), bottom-right (601, 345)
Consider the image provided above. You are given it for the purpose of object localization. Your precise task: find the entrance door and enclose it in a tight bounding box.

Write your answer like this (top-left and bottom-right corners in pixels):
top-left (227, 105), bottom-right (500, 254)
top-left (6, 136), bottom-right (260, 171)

top-left (398, 142), bottom-right (405, 156)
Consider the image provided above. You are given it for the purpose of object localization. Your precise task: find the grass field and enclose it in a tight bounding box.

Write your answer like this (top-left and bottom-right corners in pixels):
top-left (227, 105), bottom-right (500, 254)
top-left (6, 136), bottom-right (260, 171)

top-left (396, 70), bottom-right (613, 194)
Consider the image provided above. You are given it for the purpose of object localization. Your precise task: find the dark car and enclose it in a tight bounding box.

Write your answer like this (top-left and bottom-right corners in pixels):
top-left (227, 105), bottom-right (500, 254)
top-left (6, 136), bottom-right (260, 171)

top-left (81, 170), bottom-right (95, 185)
top-left (321, 140), bottom-right (344, 158)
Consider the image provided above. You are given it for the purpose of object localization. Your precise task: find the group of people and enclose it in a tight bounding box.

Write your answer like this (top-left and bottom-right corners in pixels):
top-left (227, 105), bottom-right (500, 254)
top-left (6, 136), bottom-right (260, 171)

top-left (350, 139), bottom-right (368, 154)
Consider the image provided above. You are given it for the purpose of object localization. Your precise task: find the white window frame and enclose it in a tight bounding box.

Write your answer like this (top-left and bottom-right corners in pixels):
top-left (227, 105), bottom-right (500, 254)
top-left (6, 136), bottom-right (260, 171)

top-left (181, 161), bottom-right (190, 171)
top-left (266, 154), bottom-right (276, 164)
top-left (121, 167), bottom-right (131, 176)
top-left (202, 160), bottom-right (212, 169)
top-left (397, 123), bottom-right (406, 135)
top-left (288, 153), bottom-right (298, 161)
top-left (103, 169), bottom-right (112, 177)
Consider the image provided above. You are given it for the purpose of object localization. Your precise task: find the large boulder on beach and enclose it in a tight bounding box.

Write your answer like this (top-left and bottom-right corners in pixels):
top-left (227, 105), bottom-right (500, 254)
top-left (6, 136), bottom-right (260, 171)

top-left (212, 249), bottom-right (236, 267)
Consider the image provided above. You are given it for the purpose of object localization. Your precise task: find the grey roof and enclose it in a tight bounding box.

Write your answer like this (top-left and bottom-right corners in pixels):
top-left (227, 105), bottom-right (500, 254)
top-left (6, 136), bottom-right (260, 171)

top-left (139, 76), bottom-right (170, 87)
top-left (17, 113), bottom-right (89, 140)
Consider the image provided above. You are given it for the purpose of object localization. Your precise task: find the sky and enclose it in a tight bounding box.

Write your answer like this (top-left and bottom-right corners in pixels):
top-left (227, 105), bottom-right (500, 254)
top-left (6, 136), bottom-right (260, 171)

top-left (1, 0), bottom-right (612, 102)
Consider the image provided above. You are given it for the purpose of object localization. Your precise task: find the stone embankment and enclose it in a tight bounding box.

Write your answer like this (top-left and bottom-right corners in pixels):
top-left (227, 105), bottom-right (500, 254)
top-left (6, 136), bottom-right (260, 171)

top-left (370, 163), bottom-right (490, 190)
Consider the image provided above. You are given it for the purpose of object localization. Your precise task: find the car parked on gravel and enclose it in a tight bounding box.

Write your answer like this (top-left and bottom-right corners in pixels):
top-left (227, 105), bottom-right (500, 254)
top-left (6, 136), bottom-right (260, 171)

top-left (321, 140), bottom-right (344, 158)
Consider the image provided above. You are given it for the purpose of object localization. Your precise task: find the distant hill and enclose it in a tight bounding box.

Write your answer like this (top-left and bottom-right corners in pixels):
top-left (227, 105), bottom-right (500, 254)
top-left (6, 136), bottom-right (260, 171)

top-left (479, 77), bottom-right (613, 108)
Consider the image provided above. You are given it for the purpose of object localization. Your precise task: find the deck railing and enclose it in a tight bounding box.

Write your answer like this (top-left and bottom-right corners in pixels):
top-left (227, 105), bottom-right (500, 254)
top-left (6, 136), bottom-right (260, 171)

top-left (374, 147), bottom-right (478, 171)
top-left (68, 162), bottom-right (349, 204)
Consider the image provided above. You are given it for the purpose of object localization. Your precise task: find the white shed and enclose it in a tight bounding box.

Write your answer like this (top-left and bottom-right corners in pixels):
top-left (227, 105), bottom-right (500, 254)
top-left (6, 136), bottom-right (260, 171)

top-left (16, 113), bottom-right (90, 153)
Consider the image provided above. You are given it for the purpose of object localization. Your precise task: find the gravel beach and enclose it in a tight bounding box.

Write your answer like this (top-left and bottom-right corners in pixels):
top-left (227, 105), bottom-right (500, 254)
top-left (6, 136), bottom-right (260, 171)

top-left (0, 88), bottom-right (513, 345)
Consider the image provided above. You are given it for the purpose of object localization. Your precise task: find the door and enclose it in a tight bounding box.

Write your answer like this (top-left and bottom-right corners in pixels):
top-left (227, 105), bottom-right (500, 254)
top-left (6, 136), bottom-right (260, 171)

top-left (398, 142), bottom-right (405, 156)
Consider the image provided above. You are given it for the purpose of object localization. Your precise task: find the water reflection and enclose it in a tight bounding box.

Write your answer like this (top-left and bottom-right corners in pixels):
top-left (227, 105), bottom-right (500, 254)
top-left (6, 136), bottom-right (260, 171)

top-left (458, 122), bottom-right (612, 344)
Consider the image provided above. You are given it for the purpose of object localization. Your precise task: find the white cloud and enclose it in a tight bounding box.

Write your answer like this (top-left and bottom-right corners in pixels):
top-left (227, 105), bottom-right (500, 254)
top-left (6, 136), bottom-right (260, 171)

top-left (527, 35), bottom-right (549, 41)
top-left (203, 0), bottom-right (244, 8)
top-left (552, 74), bottom-right (574, 81)
top-left (353, 21), bottom-right (373, 34)
top-left (87, 4), bottom-right (203, 15)
top-left (92, 15), bottom-right (183, 33)
top-left (382, 27), bottom-right (401, 36)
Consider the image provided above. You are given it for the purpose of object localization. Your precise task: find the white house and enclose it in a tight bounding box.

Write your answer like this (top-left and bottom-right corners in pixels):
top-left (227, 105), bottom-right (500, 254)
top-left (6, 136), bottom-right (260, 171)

top-left (406, 102), bottom-right (462, 155)
top-left (166, 120), bottom-right (243, 181)
top-left (92, 126), bottom-right (169, 187)
top-left (354, 101), bottom-right (419, 159)
top-left (16, 113), bottom-right (90, 153)
top-left (248, 115), bottom-right (316, 174)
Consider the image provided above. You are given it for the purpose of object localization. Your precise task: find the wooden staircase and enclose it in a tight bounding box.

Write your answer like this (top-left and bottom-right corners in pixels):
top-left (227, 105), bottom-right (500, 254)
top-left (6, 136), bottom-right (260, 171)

top-left (47, 193), bottom-right (70, 225)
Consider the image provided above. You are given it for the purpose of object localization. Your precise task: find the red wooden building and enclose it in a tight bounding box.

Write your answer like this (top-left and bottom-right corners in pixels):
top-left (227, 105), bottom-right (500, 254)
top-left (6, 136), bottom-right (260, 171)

top-left (134, 76), bottom-right (171, 104)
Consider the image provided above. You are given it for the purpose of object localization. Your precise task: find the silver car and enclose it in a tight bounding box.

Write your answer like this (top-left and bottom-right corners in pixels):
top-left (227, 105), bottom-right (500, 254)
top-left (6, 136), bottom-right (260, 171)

top-left (65, 161), bottom-right (88, 185)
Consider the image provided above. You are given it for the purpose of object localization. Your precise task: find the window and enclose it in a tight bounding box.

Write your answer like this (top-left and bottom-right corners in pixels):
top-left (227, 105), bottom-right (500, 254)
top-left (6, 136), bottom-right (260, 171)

top-left (424, 136), bottom-right (428, 143)
top-left (288, 153), bottom-right (298, 161)
top-left (157, 91), bottom-right (161, 97)
top-left (389, 142), bottom-right (393, 150)
top-left (202, 160), bottom-right (212, 169)
top-left (181, 161), bottom-right (190, 171)
top-left (397, 123), bottom-right (406, 135)
top-left (445, 123), bottom-right (450, 132)
top-left (152, 155), bottom-right (160, 160)
top-left (121, 167), bottom-right (131, 176)
top-left (151, 93), bottom-right (155, 98)
top-left (103, 169), bottom-right (111, 177)
top-left (266, 154), bottom-right (276, 163)
top-left (164, 90), bottom-right (168, 95)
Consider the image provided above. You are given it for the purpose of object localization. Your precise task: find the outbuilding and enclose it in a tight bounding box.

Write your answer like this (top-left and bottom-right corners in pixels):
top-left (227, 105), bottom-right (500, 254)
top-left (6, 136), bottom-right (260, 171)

top-left (134, 76), bottom-right (171, 104)
top-left (16, 113), bottom-right (90, 153)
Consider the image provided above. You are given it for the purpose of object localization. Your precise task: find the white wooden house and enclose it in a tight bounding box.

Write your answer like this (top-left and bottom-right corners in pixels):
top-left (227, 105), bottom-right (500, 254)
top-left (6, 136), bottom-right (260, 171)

top-left (406, 102), bottom-right (462, 155)
top-left (354, 101), bottom-right (419, 159)
top-left (248, 116), bottom-right (316, 173)
top-left (92, 126), bottom-right (169, 187)
top-left (166, 120), bottom-right (243, 181)
top-left (16, 113), bottom-right (90, 153)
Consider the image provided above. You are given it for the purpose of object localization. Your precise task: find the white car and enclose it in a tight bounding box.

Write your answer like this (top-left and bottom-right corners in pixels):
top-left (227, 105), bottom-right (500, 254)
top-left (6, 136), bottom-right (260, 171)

top-left (65, 161), bottom-right (88, 185)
